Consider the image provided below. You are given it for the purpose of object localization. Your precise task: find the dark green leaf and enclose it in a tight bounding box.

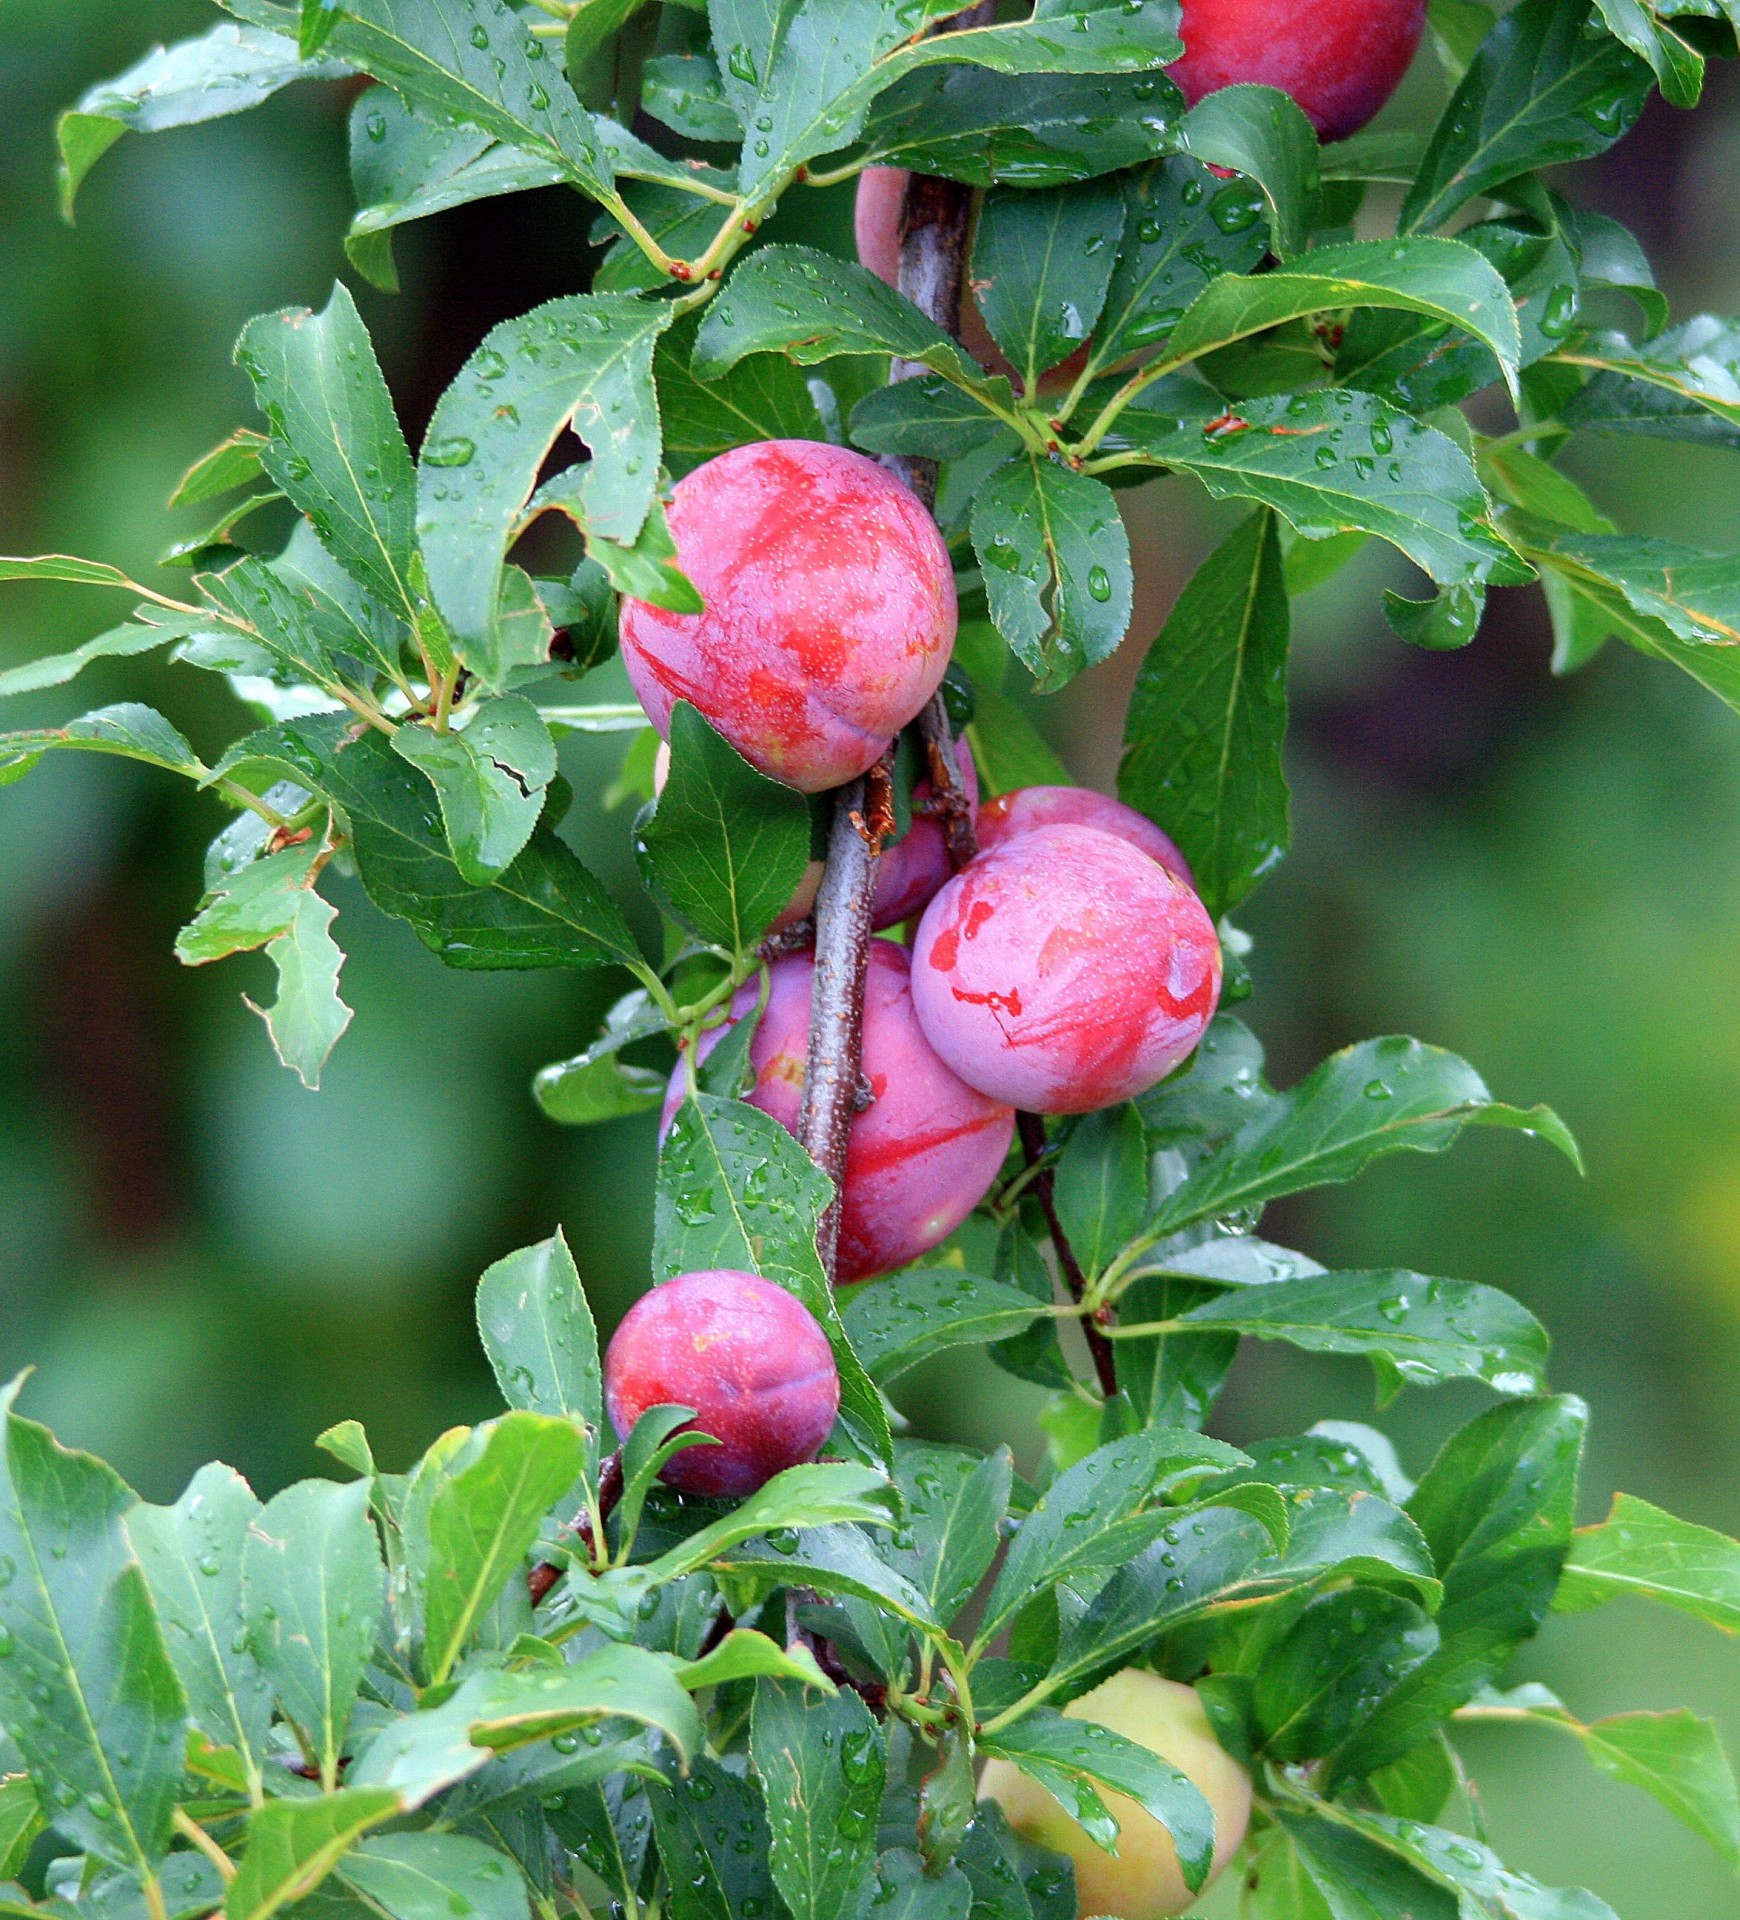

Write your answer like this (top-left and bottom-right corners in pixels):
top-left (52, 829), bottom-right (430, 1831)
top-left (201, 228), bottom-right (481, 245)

top-left (841, 1272), bottom-right (1047, 1385)
top-left (886, 1443), bottom-right (1012, 1626)
top-left (1322, 1808), bottom-right (1618, 1920)
top-left (1555, 1490), bottom-right (1740, 1630)
top-left (1401, 0), bottom-right (1653, 234)
top-left (849, 377), bottom-right (1020, 464)
top-left (1119, 507), bottom-right (1289, 919)
top-left (1114, 1275), bottom-right (1239, 1430)
top-left (1272, 1812), bottom-right (1457, 1920)
top-left (1054, 1105), bottom-right (1146, 1280)
top-left (870, 1851), bottom-right (972, 1920)
top-left (0, 1377), bottom-right (187, 1871)
top-left (171, 427), bottom-right (270, 509)
top-left (636, 703), bottom-right (812, 951)
top-left (656, 316), bottom-right (826, 479)
top-left (750, 1679), bottom-right (883, 1920)
top-left (418, 294), bottom-right (671, 680)
top-left (235, 282), bottom-right (419, 619)
top-left (965, 682), bottom-right (1074, 794)
top-left (1558, 317), bottom-right (1740, 449)
top-left (1254, 1590), bottom-right (1439, 1763)
top-left (339, 1835), bottom-right (527, 1920)
top-left (1593, 0), bottom-right (1706, 105)
top-left (1254, 1487), bottom-right (1440, 1609)
top-left (970, 455), bottom-right (1132, 691)
top-left (532, 996), bottom-right (670, 1125)
top-left (972, 178), bottom-right (1125, 390)
top-left (127, 1463), bottom-right (273, 1798)
top-left (1175, 84), bottom-right (1319, 259)
top-left (392, 696), bottom-right (557, 885)
top-left (242, 1477), bottom-right (383, 1788)
top-left (648, 1751), bottom-right (779, 1920)
top-left (654, 1473), bottom-right (904, 1590)
top-left (641, 51), bottom-right (742, 142)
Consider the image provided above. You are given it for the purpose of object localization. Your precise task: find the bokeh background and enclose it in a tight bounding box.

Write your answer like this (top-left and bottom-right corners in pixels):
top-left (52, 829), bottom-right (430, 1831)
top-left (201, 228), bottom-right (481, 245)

top-left (2, 3), bottom-right (1739, 1911)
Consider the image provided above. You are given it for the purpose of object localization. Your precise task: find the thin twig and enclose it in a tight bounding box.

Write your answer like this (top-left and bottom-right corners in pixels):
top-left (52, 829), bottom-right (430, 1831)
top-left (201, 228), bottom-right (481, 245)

top-left (1019, 1112), bottom-right (1120, 1398)
top-left (171, 1810), bottom-right (235, 1884)
top-left (528, 1449), bottom-right (623, 1604)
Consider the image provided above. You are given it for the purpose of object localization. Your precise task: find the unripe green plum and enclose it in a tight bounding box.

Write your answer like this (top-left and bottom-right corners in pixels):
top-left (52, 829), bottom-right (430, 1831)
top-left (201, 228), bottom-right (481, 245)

top-left (978, 1671), bottom-right (1252, 1920)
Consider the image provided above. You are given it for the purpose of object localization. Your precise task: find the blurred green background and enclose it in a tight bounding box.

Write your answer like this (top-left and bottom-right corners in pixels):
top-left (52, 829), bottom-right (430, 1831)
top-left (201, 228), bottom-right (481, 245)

top-left (2, 4), bottom-right (1740, 1911)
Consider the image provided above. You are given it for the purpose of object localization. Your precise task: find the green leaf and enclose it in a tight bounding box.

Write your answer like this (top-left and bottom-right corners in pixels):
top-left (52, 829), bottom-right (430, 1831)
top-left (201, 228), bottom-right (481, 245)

top-left (1089, 158), bottom-right (1269, 374)
top-left (1107, 388), bottom-right (1518, 591)
top-left (226, 1788), bottom-right (403, 1920)
top-left (1320, 1809), bottom-right (1618, 1920)
top-left (0, 703), bottom-right (206, 787)
top-left (1555, 1490), bottom-right (1740, 1630)
top-left (1253, 1487), bottom-right (1441, 1610)
top-left (1558, 316), bottom-right (1740, 448)
top-left (972, 178), bottom-right (1125, 390)
top-left (636, 703), bottom-right (812, 951)
top-left (1119, 509), bottom-right (1289, 920)
top-left (647, 1751), bottom-right (780, 1920)
top-left (1401, 0), bottom-right (1653, 234)
top-left (323, 0), bottom-right (612, 198)
top-left (0, 1376), bottom-right (188, 1871)
top-left (869, 1852), bottom-right (972, 1920)
top-left (886, 1443), bottom-right (1012, 1627)
top-left (0, 555), bottom-right (162, 590)
top-left (641, 51), bottom-right (743, 142)
top-left (475, 1230), bottom-right (603, 1462)
top-left (849, 376), bottom-right (1019, 465)
top-left (1054, 1104), bottom-right (1147, 1281)
top-left (965, 682), bottom-right (1074, 794)
top-left (1174, 84), bottom-right (1319, 260)
top-left (314, 726), bottom-right (642, 972)
top-left (1272, 1812), bottom-right (1458, 1920)
top-left (248, 889), bottom-right (354, 1090)
top-left (127, 1463), bottom-right (273, 1798)
top-left (0, 623), bottom-right (180, 701)
top-left (243, 1477), bottom-right (383, 1788)
top-left (1254, 1590), bottom-right (1440, 1763)
top-left (422, 1413), bottom-right (586, 1687)
top-left (694, 247), bottom-right (989, 395)
top-left (645, 1464), bottom-right (900, 1588)
top-left (0, 1779), bottom-right (42, 1884)
top-left (574, 496), bottom-right (702, 617)
top-left (1593, 0), bottom-right (1705, 106)
top-left (978, 1710), bottom-right (1214, 1884)
top-left (1147, 1035), bottom-right (1580, 1238)
top-left (417, 294), bottom-right (671, 680)
top-left (175, 838), bottom-right (323, 965)
top-left (532, 995), bottom-right (670, 1125)
top-left (653, 1092), bottom-right (891, 1473)
top-left (862, 68), bottom-right (1182, 187)
top-left (841, 1271), bottom-right (1046, 1385)
top-left (171, 427), bottom-right (270, 509)
top-left (235, 282), bottom-right (420, 619)
top-left (971, 455), bottom-right (1132, 691)
top-left (339, 1834), bottom-right (528, 1920)
top-left (1164, 237), bottom-right (1523, 396)
top-left (392, 696), bottom-right (557, 886)
top-left (655, 314), bottom-right (826, 479)
top-left (1175, 1270), bottom-right (1550, 1395)
top-left (1330, 1396), bottom-right (1587, 1782)
top-left (750, 1679), bottom-right (883, 1920)
top-left (1115, 1274), bottom-right (1239, 1431)
top-left (57, 24), bottom-right (347, 217)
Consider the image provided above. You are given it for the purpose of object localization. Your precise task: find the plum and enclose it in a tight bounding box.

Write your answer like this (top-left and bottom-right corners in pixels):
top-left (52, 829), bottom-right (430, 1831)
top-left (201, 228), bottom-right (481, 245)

top-left (873, 735), bottom-right (979, 929)
top-left (1169, 0), bottom-right (1427, 143)
top-left (979, 1670), bottom-right (1252, 1918)
top-left (665, 943), bottom-right (1014, 1282)
top-left (974, 785), bottom-right (1192, 889)
top-left (603, 1269), bottom-right (839, 1497)
top-left (619, 440), bottom-right (956, 793)
top-left (910, 824), bottom-right (1221, 1113)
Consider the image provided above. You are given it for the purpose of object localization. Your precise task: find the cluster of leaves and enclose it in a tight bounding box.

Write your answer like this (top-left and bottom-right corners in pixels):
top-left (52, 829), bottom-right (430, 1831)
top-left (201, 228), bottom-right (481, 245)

top-left (2, 0), bottom-right (1740, 1915)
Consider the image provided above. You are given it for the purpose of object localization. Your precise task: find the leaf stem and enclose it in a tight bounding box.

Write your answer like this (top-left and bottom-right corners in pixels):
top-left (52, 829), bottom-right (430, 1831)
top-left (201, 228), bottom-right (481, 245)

top-left (140, 1874), bottom-right (169, 1920)
top-left (172, 1808), bottom-right (237, 1883)
top-left (1018, 1114), bottom-right (1119, 1397)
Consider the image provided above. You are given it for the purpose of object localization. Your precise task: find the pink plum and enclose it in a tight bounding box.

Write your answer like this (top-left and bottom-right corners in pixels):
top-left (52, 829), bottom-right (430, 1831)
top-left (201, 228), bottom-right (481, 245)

top-left (665, 943), bottom-right (1015, 1283)
top-left (619, 441), bottom-right (956, 793)
top-left (910, 824), bottom-right (1222, 1114)
top-left (975, 785), bottom-right (1193, 889)
top-left (873, 735), bottom-right (979, 929)
top-left (1169, 0), bottom-right (1427, 143)
top-left (603, 1269), bottom-right (839, 1497)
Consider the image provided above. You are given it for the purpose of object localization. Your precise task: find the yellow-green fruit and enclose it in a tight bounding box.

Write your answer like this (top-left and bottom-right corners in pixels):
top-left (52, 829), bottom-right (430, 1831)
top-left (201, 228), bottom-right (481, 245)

top-left (978, 1671), bottom-right (1252, 1919)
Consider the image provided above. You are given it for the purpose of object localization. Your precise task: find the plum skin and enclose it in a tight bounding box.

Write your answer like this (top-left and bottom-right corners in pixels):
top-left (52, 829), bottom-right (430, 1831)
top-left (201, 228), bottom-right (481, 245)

top-left (603, 1269), bottom-right (839, 1497)
top-left (1169, 0), bottom-right (1428, 143)
top-left (665, 943), bottom-right (1015, 1284)
top-left (910, 824), bottom-right (1222, 1115)
top-left (873, 735), bottom-right (980, 929)
top-left (975, 784), bottom-right (1192, 889)
top-left (619, 440), bottom-right (956, 794)
top-left (979, 1671), bottom-right (1252, 1919)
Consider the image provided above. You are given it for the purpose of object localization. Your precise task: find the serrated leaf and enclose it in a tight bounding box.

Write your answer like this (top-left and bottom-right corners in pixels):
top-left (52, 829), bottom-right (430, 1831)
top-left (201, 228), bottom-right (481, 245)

top-left (978, 1710), bottom-right (1214, 1884)
top-left (643, 1462), bottom-right (899, 1588)
top-left (393, 695), bottom-right (557, 886)
top-left (972, 177), bottom-right (1125, 390)
top-left (57, 24), bottom-right (348, 217)
top-left (1555, 1490), bottom-right (1740, 1629)
top-left (235, 282), bottom-right (419, 618)
top-left (971, 455), bottom-right (1132, 691)
top-left (1255, 1590), bottom-right (1440, 1764)
top-left (655, 314), bottom-right (826, 479)
top-left (1174, 84), bottom-right (1319, 259)
top-left (885, 1443), bottom-right (1012, 1626)
top-left (1119, 508), bottom-right (1289, 919)
top-left (0, 623), bottom-right (180, 702)
top-left (840, 1272), bottom-right (1046, 1385)
top-left (339, 1834), bottom-right (528, 1920)
top-left (247, 889), bottom-right (353, 1090)
top-left (422, 1413), bottom-right (586, 1687)
top-left (0, 1376), bottom-right (187, 1871)
top-left (1253, 1487), bottom-right (1441, 1610)
top-left (174, 838), bottom-right (323, 965)
top-left (1402, 0), bottom-right (1653, 234)
top-left (1558, 316), bottom-right (1740, 448)
top-left (418, 294), bottom-right (671, 680)
top-left (647, 1750), bottom-right (779, 1920)
top-left (226, 1788), bottom-right (403, 1920)
top-left (0, 703), bottom-right (206, 788)
top-left (635, 703), bottom-right (812, 951)
top-left (475, 1230), bottom-right (602, 1465)
top-left (243, 1477), bottom-right (383, 1789)
top-left (849, 376), bottom-right (1020, 464)
top-left (171, 428), bottom-right (270, 509)
top-left (751, 1679), bottom-right (883, 1920)
top-left (127, 1463), bottom-right (273, 1799)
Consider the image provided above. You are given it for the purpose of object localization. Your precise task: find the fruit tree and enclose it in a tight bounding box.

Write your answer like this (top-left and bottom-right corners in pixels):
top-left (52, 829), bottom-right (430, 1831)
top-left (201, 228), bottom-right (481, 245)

top-left (2, 2), bottom-right (1740, 1918)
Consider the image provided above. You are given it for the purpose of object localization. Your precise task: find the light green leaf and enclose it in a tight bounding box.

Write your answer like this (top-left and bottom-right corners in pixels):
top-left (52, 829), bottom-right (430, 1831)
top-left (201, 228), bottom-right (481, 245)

top-left (1555, 1490), bottom-right (1740, 1630)
top-left (392, 695), bottom-right (557, 886)
top-left (340, 1834), bottom-right (528, 1920)
top-left (841, 1272), bottom-right (1047, 1386)
top-left (226, 1788), bottom-right (402, 1920)
top-left (475, 1230), bottom-right (603, 1458)
top-left (247, 889), bottom-right (353, 1091)
top-left (669, 1628), bottom-right (834, 1694)
top-left (643, 1463), bottom-right (899, 1589)
top-left (0, 623), bottom-right (181, 701)
top-left (0, 703), bottom-right (206, 788)
top-left (175, 839), bottom-right (324, 966)
top-left (1558, 316), bottom-right (1740, 448)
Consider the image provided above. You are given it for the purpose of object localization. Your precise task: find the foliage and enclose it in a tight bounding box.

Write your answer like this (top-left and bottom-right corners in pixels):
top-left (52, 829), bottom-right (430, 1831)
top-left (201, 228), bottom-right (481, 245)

top-left (1, 1), bottom-right (1739, 1917)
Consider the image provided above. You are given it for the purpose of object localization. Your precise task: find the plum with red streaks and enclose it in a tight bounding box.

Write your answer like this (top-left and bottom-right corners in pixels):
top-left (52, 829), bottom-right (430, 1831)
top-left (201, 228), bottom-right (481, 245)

top-left (665, 943), bottom-right (1014, 1282)
top-left (910, 824), bottom-right (1222, 1114)
top-left (619, 440), bottom-right (955, 794)
top-left (975, 784), bottom-right (1192, 889)
top-left (1169, 0), bottom-right (1427, 143)
top-left (603, 1269), bottom-right (839, 1497)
